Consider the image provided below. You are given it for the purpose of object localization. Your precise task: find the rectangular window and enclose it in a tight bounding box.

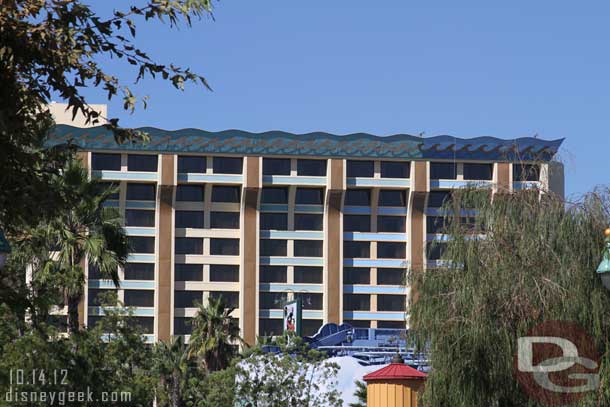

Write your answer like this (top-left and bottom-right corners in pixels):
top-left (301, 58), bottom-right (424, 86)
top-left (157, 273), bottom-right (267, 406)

top-left (377, 242), bottom-right (406, 259)
top-left (125, 209), bottom-right (155, 227)
top-left (175, 264), bottom-right (203, 281)
top-left (126, 183), bottom-right (156, 201)
top-left (175, 238), bottom-right (204, 255)
top-left (213, 157), bottom-right (242, 174)
top-left (344, 319), bottom-right (371, 328)
top-left (261, 187), bottom-right (288, 204)
top-left (381, 161), bottom-right (410, 178)
top-left (464, 163), bottom-right (493, 180)
top-left (302, 320), bottom-right (323, 336)
top-left (260, 239), bottom-right (287, 256)
top-left (430, 162), bottom-right (457, 179)
top-left (296, 293), bottom-right (322, 310)
top-left (378, 321), bottom-right (405, 329)
top-left (259, 292), bottom-right (287, 309)
top-left (428, 190), bottom-right (452, 208)
top-left (294, 240), bottom-right (323, 257)
top-left (124, 263), bottom-right (155, 280)
top-left (295, 188), bottom-right (324, 205)
top-left (95, 181), bottom-right (119, 200)
top-left (175, 211), bottom-right (204, 229)
top-left (209, 291), bottom-right (239, 308)
top-left (294, 214), bottom-right (323, 231)
top-left (344, 189), bottom-right (371, 206)
top-left (87, 316), bottom-right (103, 329)
top-left (263, 158), bottom-right (291, 175)
top-left (88, 289), bottom-right (116, 306)
top-left (259, 318), bottom-right (283, 336)
top-left (210, 212), bottom-right (240, 229)
top-left (343, 267), bottom-right (370, 284)
top-left (514, 163), bottom-right (540, 181)
top-left (378, 190), bottom-right (406, 207)
top-left (92, 153), bottom-right (121, 171)
top-left (427, 242), bottom-right (447, 260)
top-left (377, 216), bottom-right (405, 233)
top-left (176, 185), bottom-right (204, 202)
top-left (294, 266), bottom-right (323, 284)
top-left (259, 266), bottom-right (287, 283)
top-left (378, 294), bottom-right (406, 311)
top-left (210, 238), bottom-right (239, 255)
top-left (174, 317), bottom-right (193, 335)
top-left (127, 154), bottom-right (158, 172)
top-left (124, 290), bottom-right (154, 307)
top-left (347, 160), bottom-right (374, 178)
top-left (128, 236), bottom-right (155, 253)
top-left (88, 263), bottom-right (104, 279)
top-left (377, 268), bottom-right (406, 285)
top-left (174, 290), bottom-right (203, 308)
top-left (426, 216), bottom-right (449, 234)
top-left (343, 241), bottom-right (370, 258)
top-left (343, 294), bottom-right (370, 311)
top-left (344, 215), bottom-right (371, 232)
top-left (260, 213), bottom-right (288, 231)
top-left (178, 156), bottom-right (206, 173)
top-left (211, 185), bottom-right (241, 203)
top-left (209, 265), bottom-right (239, 282)
top-left (132, 316), bottom-right (154, 334)
top-left (297, 159), bottom-right (327, 176)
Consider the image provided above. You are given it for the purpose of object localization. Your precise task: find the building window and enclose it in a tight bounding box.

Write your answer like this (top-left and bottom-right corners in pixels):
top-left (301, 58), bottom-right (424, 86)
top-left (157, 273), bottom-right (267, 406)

top-left (294, 214), bottom-right (323, 231)
top-left (464, 163), bottom-right (493, 180)
top-left (377, 242), bottom-right (405, 259)
top-left (343, 294), bottom-right (370, 311)
top-left (127, 154), bottom-right (158, 172)
top-left (260, 213), bottom-right (288, 231)
top-left (88, 263), bottom-right (104, 279)
top-left (129, 236), bottom-right (155, 253)
top-left (175, 211), bottom-right (204, 229)
top-left (428, 190), bottom-right (452, 208)
top-left (514, 164), bottom-right (540, 181)
top-left (260, 266), bottom-right (287, 283)
top-left (296, 188), bottom-right (324, 205)
top-left (174, 291), bottom-right (203, 308)
top-left (263, 158), bottom-right (291, 175)
top-left (92, 153), bottom-right (121, 171)
top-left (174, 317), bottom-right (192, 335)
top-left (88, 289), bottom-right (116, 306)
top-left (347, 160), bottom-right (374, 178)
top-left (427, 242), bottom-right (447, 260)
top-left (302, 320), bottom-right (323, 336)
top-left (381, 161), bottom-right (410, 178)
top-left (176, 185), bottom-right (204, 202)
top-left (294, 266), bottom-right (323, 284)
top-left (210, 238), bottom-right (239, 255)
top-left (377, 216), bottom-right (405, 233)
top-left (378, 190), bottom-right (406, 207)
top-left (430, 162), bottom-right (457, 180)
top-left (125, 209), bottom-right (155, 227)
top-left (175, 264), bottom-right (203, 281)
top-left (210, 212), bottom-right (240, 229)
top-left (427, 216), bottom-right (449, 234)
top-left (343, 241), bottom-right (370, 258)
top-left (124, 290), bottom-right (154, 307)
top-left (213, 157), bottom-right (242, 174)
top-left (344, 320), bottom-right (371, 328)
top-left (95, 181), bottom-right (120, 200)
top-left (261, 187), bottom-right (288, 204)
top-left (260, 239), bottom-right (287, 256)
top-left (210, 265), bottom-right (239, 282)
top-left (378, 321), bottom-right (405, 329)
top-left (209, 291), bottom-right (239, 308)
top-left (378, 295), bottom-right (406, 311)
top-left (259, 292), bottom-right (287, 309)
top-left (48, 315), bottom-right (68, 333)
top-left (211, 185), bottom-right (241, 203)
top-left (377, 268), bottom-right (406, 285)
top-left (126, 183), bottom-right (156, 201)
top-left (344, 215), bottom-right (371, 232)
top-left (344, 189), bottom-right (371, 206)
top-left (296, 293), bottom-right (322, 310)
top-left (343, 267), bottom-right (370, 284)
top-left (124, 263), bottom-right (155, 280)
top-left (259, 318), bottom-right (283, 336)
top-left (131, 317), bottom-right (154, 334)
top-left (297, 159), bottom-right (327, 176)
top-left (294, 240), bottom-right (323, 257)
top-left (175, 238), bottom-right (204, 255)
top-left (178, 156), bottom-right (206, 173)
top-left (87, 316), bottom-right (103, 329)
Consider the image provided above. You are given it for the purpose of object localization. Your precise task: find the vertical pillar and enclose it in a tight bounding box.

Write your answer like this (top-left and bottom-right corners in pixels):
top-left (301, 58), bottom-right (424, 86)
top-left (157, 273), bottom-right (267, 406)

top-left (547, 161), bottom-right (565, 198)
top-left (495, 162), bottom-right (511, 193)
top-left (241, 156), bottom-right (260, 345)
top-left (408, 161), bottom-right (428, 304)
top-left (157, 154), bottom-right (175, 342)
top-left (325, 159), bottom-right (344, 324)
top-left (77, 151), bottom-right (89, 328)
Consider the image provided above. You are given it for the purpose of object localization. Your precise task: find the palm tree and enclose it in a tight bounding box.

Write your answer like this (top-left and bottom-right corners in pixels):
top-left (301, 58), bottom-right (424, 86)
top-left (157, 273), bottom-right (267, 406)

top-left (44, 159), bottom-right (128, 333)
top-left (153, 336), bottom-right (190, 407)
top-left (187, 296), bottom-right (244, 371)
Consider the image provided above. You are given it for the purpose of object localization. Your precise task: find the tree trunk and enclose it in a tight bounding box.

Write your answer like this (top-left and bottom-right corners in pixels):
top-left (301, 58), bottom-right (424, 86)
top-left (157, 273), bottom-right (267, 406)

top-left (67, 294), bottom-right (81, 334)
top-left (171, 369), bottom-right (180, 407)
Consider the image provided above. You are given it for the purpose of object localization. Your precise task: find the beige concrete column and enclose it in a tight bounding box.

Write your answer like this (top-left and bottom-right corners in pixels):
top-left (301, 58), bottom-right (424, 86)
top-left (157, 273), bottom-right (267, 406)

top-left (324, 159), bottom-right (344, 324)
top-left (157, 154), bottom-right (176, 342)
top-left (496, 162), bottom-right (511, 193)
top-left (241, 156), bottom-right (260, 345)
top-left (408, 161), bottom-right (428, 304)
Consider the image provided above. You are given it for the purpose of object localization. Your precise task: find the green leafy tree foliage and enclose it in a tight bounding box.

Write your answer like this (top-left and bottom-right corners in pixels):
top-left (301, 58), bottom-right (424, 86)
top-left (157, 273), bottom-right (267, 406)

top-left (153, 336), bottom-right (192, 407)
top-left (410, 188), bottom-right (610, 406)
top-left (349, 380), bottom-right (367, 407)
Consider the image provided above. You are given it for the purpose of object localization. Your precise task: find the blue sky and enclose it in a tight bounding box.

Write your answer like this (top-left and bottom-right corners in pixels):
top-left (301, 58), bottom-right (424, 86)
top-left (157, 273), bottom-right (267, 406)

top-left (81, 1), bottom-right (609, 198)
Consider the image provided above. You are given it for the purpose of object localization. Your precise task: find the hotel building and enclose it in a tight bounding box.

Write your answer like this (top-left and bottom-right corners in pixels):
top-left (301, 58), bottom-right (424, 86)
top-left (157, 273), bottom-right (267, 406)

top-left (48, 118), bottom-right (564, 345)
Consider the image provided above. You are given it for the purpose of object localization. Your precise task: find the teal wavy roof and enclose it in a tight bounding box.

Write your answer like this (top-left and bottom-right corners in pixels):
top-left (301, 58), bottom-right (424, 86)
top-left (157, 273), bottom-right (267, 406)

top-left (47, 124), bottom-right (563, 161)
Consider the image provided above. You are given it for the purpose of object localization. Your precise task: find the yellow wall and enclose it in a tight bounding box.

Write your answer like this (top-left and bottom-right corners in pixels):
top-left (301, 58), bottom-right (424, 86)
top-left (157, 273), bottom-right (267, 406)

top-left (367, 380), bottom-right (424, 407)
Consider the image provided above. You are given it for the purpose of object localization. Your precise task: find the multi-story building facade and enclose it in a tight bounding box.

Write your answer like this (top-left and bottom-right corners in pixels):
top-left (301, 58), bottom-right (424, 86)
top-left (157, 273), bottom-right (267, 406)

top-left (48, 120), bottom-right (564, 345)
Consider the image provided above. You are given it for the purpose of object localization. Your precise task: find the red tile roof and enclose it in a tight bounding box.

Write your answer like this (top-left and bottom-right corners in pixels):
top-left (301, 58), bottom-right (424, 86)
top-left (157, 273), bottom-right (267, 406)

top-left (363, 363), bottom-right (427, 381)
